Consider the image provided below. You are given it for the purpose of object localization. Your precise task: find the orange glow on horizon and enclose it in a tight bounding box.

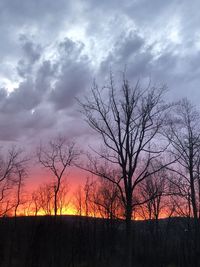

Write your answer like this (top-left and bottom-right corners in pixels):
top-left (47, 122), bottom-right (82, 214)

top-left (16, 205), bottom-right (77, 217)
top-left (13, 203), bottom-right (175, 220)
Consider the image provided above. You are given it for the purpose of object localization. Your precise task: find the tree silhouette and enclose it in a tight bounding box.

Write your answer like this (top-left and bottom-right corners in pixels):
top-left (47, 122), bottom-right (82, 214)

top-left (37, 136), bottom-right (78, 216)
top-left (80, 73), bottom-right (174, 267)
top-left (0, 147), bottom-right (28, 216)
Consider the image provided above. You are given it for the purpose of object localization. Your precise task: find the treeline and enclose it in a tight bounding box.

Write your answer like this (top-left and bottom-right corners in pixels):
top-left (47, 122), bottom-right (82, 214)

top-left (0, 141), bottom-right (198, 222)
top-left (0, 212), bottom-right (198, 266)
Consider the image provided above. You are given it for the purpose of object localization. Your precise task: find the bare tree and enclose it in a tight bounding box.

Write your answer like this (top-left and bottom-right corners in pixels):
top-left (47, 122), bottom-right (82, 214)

top-left (0, 147), bottom-right (28, 217)
top-left (73, 185), bottom-right (84, 216)
top-left (31, 190), bottom-right (41, 216)
top-left (57, 180), bottom-right (70, 215)
top-left (73, 178), bottom-right (98, 217)
top-left (37, 183), bottom-right (54, 215)
top-left (138, 169), bottom-right (168, 221)
top-left (14, 165), bottom-right (28, 218)
top-left (93, 178), bottom-right (122, 220)
top-left (165, 99), bottom-right (200, 221)
top-left (196, 155), bottom-right (200, 219)
top-left (80, 74), bottom-right (173, 267)
top-left (84, 177), bottom-right (92, 217)
top-left (164, 99), bottom-right (200, 265)
top-left (37, 136), bottom-right (78, 216)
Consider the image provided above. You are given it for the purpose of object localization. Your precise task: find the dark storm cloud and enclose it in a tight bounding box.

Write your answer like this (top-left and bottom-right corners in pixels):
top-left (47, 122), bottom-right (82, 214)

top-left (100, 31), bottom-right (153, 79)
top-left (35, 60), bottom-right (57, 94)
top-left (17, 36), bottom-right (42, 78)
top-left (49, 38), bottom-right (92, 110)
top-left (50, 62), bottom-right (91, 110)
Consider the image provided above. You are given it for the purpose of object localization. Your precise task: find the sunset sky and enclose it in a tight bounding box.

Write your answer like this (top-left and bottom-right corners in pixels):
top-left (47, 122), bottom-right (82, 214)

top-left (1, 0), bottom-right (200, 192)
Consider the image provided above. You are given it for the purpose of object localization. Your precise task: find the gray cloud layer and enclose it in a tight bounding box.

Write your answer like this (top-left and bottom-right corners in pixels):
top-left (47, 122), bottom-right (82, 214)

top-left (0, 0), bottom-right (200, 144)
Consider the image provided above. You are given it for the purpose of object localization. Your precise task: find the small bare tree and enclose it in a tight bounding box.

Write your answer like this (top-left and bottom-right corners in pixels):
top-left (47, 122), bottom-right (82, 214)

top-left (37, 136), bottom-right (78, 216)
top-left (138, 169), bottom-right (167, 221)
top-left (93, 178), bottom-right (122, 220)
top-left (31, 190), bottom-right (41, 216)
top-left (73, 185), bottom-right (84, 216)
top-left (13, 165), bottom-right (28, 218)
top-left (84, 177), bottom-right (92, 217)
top-left (37, 183), bottom-right (54, 215)
top-left (0, 147), bottom-right (28, 217)
top-left (57, 180), bottom-right (70, 215)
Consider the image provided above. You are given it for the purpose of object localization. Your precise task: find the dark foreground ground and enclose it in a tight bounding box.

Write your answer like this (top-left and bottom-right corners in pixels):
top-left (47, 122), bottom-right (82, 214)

top-left (0, 215), bottom-right (199, 267)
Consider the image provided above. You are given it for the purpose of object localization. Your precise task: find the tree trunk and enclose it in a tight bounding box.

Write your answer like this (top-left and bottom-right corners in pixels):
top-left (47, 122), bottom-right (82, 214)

top-left (125, 201), bottom-right (133, 267)
top-left (189, 169), bottom-right (199, 266)
top-left (54, 189), bottom-right (58, 217)
top-left (190, 175), bottom-right (197, 220)
top-left (198, 178), bottom-right (200, 219)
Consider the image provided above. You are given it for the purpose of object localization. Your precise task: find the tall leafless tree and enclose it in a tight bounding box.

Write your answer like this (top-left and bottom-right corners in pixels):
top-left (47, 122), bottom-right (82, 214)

top-left (80, 74), bottom-right (173, 267)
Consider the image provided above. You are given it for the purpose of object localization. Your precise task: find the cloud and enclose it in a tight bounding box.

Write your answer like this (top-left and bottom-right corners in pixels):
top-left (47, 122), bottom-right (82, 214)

top-left (49, 38), bottom-right (92, 110)
top-left (0, 35), bottom-right (92, 142)
top-left (100, 31), bottom-right (153, 80)
top-left (0, 0), bottom-right (200, 146)
top-left (16, 36), bottom-right (42, 78)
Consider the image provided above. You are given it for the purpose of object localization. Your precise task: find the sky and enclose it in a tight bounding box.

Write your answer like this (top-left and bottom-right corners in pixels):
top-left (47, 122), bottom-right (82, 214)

top-left (1, 0), bottom-right (200, 190)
